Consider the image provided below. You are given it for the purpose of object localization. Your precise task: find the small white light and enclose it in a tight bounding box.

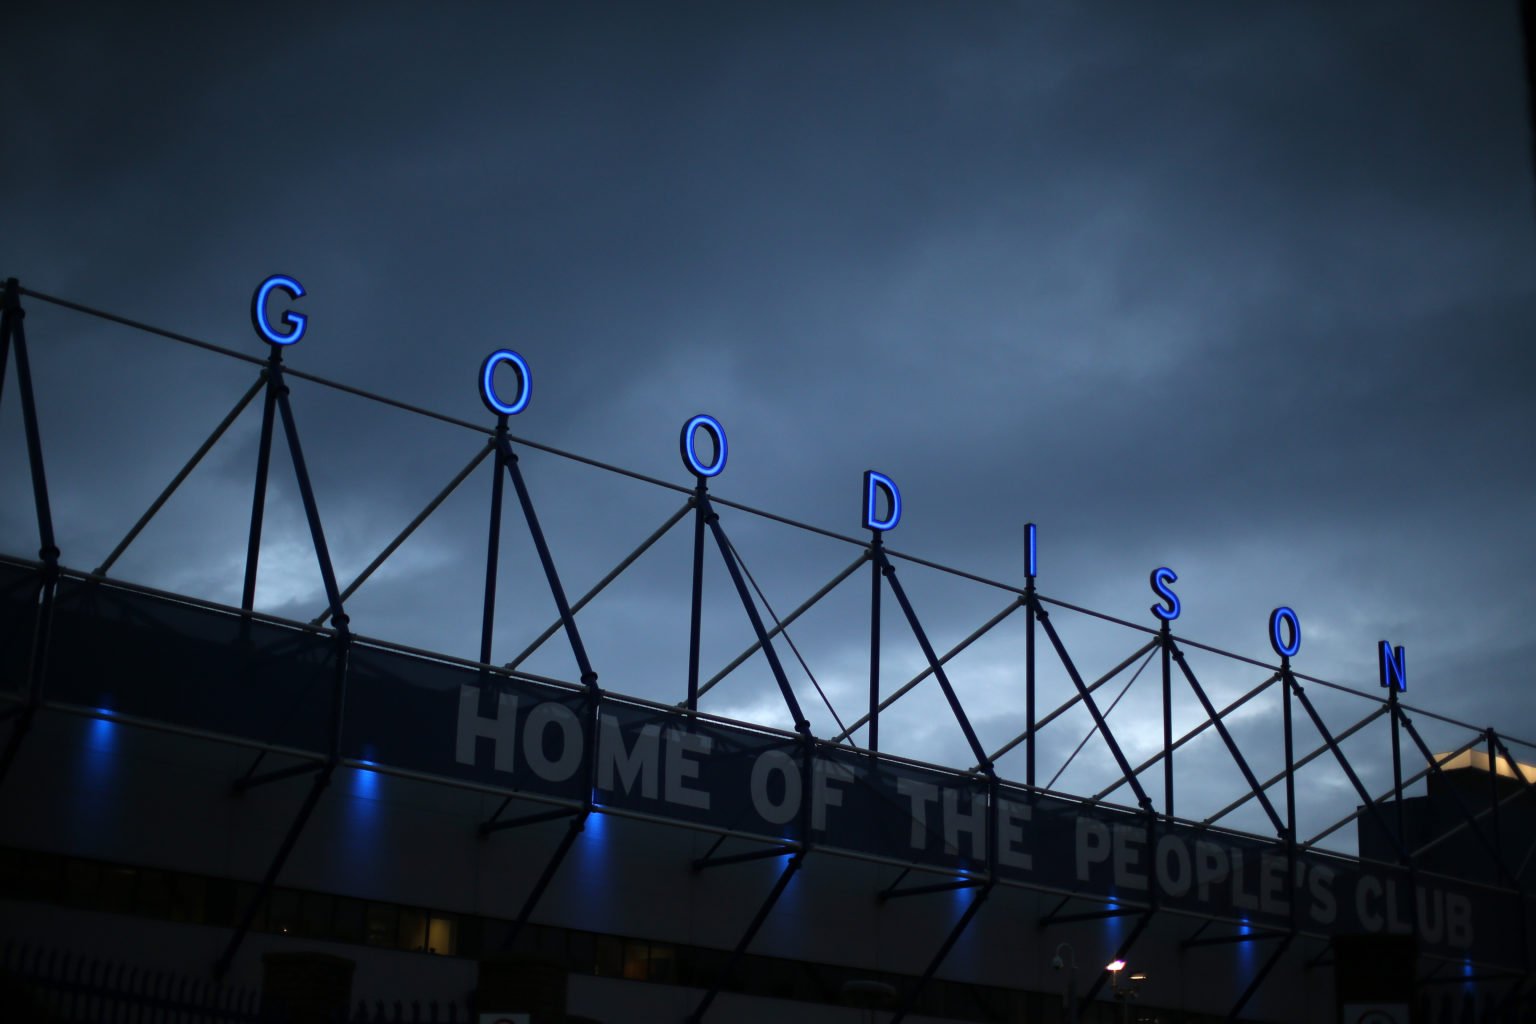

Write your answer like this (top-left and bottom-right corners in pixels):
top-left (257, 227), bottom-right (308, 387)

top-left (1106, 959), bottom-right (1126, 972)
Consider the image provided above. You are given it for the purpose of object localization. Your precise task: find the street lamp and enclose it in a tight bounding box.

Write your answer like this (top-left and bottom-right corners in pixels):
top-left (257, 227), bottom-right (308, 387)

top-left (1051, 943), bottom-right (1078, 1020)
top-left (1106, 960), bottom-right (1146, 1024)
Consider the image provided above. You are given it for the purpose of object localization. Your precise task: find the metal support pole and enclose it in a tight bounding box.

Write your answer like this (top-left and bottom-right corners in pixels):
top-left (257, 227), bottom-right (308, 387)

top-left (1488, 727), bottom-right (1505, 870)
top-left (2, 280), bottom-right (58, 570)
top-left (1390, 689), bottom-right (1405, 852)
top-left (868, 532), bottom-right (882, 753)
top-left (1161, 620), bottom-right (1173, 818)
top-left (687, 480), bottom-right (708, 710)
top-left (1025, 556), bottom-right (1036, 790)
top-left (479, 419), bottom-right (510, 667)
top-left (0, 281), bottom-right (59, 789)
top-left (1035, 604), bottom-right (1152, 811)
top-left (240, 348), bottom-right (281, 613)
top-left (877, 549), bottom-right (991, 774)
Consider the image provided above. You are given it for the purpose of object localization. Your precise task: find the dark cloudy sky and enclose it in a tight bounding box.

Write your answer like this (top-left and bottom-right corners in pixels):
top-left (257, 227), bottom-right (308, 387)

top-left (5, 3), bottom-right (1534, 850)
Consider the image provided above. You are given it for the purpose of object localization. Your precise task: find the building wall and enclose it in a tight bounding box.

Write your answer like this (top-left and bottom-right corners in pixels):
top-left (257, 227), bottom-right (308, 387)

top-left (2, 708), bottom-right (1344, 1022)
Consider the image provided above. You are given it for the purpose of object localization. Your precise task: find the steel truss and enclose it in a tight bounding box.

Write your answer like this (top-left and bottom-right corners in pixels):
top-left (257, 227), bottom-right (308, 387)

top-left (2, 279), bottom-right (1535, 1020)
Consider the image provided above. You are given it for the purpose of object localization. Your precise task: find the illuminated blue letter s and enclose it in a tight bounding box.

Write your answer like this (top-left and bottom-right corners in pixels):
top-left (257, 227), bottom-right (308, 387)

top-left (1149, 567), bottom-right (1180, 621)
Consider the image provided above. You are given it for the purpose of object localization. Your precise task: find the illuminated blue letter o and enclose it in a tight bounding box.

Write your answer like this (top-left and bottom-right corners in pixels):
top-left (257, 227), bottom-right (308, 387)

top-left (480, 350), bottom-right (531, 416)
top-left (679, 414), bottom-right (727, 478)
top-left (863, 471), bottom-right (901, 532)
top-left (1269, 606), bottom-right (1301, 658)
top-left (251, 274), bottom-right (307, 346)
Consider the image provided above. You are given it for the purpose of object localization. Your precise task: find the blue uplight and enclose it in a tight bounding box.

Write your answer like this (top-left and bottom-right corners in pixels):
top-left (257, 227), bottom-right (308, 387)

top-left (863, 471), bottom-right (901, 532)
top-left (479, 349), bottom-right (531, 416)
top-left (1149, 567), bottom-right (1180, 621)
top-left (679, 414), bottom-right (727, 478)
top-left (1025, 522), bottom-right (1038, 579)
top-left (250, 275), bottom-right (307, 346)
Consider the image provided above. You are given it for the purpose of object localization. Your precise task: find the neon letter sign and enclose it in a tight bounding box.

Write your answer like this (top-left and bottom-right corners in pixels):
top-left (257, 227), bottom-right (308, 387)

top-left (1149, 567), bottom-right (1180, 621)
top-left (863, 471), bottom-right (901, 532)
top-left (1269, 606), bottom-right (1301, 658)
top-left (251, 274), bottom-right (307, 346)
top-left (1378, 641), bottom-right (1406, 691)
top-left (679, 414), bottom-right (727, 478)
top-left (479, 350), bottom-right (531, 416)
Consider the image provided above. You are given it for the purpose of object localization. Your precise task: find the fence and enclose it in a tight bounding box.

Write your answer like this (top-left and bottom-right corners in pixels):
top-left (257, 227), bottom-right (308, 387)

top-left (0, 942), bottom-right (477, 1024)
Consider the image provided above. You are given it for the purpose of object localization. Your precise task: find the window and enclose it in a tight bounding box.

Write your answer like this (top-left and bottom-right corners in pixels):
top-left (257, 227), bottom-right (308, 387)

top-left (62, 859), bottom-right (99, 908)
top-left (299, 892), bottom-right (333, 938)
top-left (169, 874), bottom-right (206, 924)
top-left (425, 913), bottom-right (457, 956)
top-left (595, 935), bottom-right (623, 977)
top-left (364, 902), bottom-right (396, 947)
top-left (268, 888), bottom-right (300, 935)
top-left (332, 897), bottom-right (366, 944)
top-left (398, 908), bottom-right (427, 952)
top-left (622, 940), bottom-right (650, 981)
top-left (135, 869), bottom-right (171, 918)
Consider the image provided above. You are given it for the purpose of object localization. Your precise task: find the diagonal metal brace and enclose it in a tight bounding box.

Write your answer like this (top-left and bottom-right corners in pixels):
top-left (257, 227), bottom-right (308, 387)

top-left (889, 881), bottom-right (994, 1024)
top-left (873, 549), bottom-right (992, 774)
top-left (1035, 602), bottom-right (1153, 811)
top-left (699, 495), bottom-right (809, 733)
top-left (1398, 711), bottom-right (1526, 892)
top-left (1225, 932), bottom-right (1294, 1022)
top-left (480, 805), bottom-right (582, 838)
top-left (693, 843), bottom-right (798, 872)
top-left (1288, 676), bottom-right (1410, 862)
top-left (1039, 903), bottom-right (1142, 928)
top-left (880, 875), bottom-right (984, 901)
top-left (1169, 645), bottom-right (1285, 837)
top-left (688, 851), bottom-right (803, 1023)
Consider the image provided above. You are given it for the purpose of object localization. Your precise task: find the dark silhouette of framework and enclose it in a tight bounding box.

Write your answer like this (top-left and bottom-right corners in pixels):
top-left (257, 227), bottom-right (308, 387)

top-left (2, 277), bottom-right (1534, 1021)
